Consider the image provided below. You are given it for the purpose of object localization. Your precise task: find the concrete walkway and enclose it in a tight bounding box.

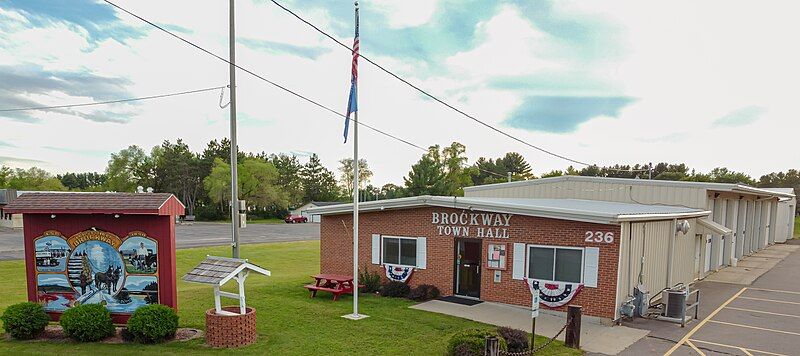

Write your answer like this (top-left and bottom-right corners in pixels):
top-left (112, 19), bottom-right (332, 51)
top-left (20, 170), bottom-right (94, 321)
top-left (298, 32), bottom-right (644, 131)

top-left (703, 244), bottom-right (799, 285)
top-left (411, 300), bottom-right (648, 355)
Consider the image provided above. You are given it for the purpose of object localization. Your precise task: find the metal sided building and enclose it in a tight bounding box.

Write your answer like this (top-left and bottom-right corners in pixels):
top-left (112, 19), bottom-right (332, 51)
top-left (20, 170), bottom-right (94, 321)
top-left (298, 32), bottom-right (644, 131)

top-left (762, 188), bottom-right (797, 243)
top-left (310, 195), bottom-right (709, 321)
top-left (464, 176), bottom-right (796, 281)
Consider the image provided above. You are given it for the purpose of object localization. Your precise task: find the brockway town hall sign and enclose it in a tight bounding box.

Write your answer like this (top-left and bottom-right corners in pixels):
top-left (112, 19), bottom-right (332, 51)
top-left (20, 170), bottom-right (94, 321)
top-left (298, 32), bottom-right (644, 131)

top-left (431, 211), bottom-right (513, 238)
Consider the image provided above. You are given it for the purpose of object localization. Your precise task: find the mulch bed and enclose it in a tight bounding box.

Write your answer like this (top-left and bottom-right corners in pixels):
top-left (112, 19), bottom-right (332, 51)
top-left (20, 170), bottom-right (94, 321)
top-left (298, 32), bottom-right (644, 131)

top-left (5, 325), bottom-right (203, 344)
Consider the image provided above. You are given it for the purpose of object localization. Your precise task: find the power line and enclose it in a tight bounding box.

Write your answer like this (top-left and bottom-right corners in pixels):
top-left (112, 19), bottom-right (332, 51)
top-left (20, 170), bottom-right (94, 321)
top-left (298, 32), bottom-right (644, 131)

top-left (103, 0), bottom-right (427, 154)
top-left (0, 86), bottom-right (225, 112)
top-left (267, 0), bottom-right (592, 167)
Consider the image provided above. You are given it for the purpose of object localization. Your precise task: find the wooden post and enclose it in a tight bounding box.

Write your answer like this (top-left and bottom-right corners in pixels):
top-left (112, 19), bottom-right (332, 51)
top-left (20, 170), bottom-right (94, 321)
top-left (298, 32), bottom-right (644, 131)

top-left (565, 305), bottom-right (582, 349)
top-left (485, 336), bottom-right (500, 356)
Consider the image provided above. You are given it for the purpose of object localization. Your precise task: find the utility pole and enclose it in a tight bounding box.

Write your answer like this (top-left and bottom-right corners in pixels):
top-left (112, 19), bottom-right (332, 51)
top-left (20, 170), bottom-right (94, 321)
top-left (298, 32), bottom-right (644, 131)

top-left (229, 0), bottom-right (241, 258)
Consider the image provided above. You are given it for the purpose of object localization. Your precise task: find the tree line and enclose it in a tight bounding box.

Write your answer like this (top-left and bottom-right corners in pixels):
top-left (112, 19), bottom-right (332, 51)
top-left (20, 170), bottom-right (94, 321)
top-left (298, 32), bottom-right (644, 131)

top-left (1, 139), bottom-right (798, 219)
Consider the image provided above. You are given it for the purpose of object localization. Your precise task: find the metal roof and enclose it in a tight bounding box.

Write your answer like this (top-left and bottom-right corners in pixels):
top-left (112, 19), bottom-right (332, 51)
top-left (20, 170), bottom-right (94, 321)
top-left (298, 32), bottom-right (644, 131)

top-left (182, 256), bottom-right (270, 286)
top-left (307, 195), bottom-right (709, 224)
top-left (463, 175), bottom-right (796, 198)
top-left (4, 192), bottom-right (185, 215)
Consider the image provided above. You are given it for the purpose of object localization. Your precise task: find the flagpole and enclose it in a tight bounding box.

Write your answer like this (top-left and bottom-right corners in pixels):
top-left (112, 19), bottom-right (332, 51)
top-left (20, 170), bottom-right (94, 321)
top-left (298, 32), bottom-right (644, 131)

top-left (343, 0), bottom-right (366, 320)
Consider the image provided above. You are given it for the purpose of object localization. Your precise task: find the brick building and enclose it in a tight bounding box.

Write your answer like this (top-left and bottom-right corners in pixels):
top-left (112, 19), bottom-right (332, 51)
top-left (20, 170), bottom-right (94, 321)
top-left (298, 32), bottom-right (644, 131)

top-left (310, 195), bottom-right (714, 321)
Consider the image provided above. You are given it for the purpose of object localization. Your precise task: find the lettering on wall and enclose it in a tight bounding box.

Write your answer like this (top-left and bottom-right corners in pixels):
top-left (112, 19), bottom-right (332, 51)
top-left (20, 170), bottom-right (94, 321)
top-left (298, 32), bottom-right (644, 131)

top-left (432, 212), bottom-right (512, 238)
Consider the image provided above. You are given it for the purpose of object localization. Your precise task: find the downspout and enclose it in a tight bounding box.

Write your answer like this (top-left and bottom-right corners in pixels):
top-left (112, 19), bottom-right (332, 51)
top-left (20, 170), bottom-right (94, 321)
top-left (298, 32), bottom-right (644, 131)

top-left (667, 218), bottom-right (677, 287)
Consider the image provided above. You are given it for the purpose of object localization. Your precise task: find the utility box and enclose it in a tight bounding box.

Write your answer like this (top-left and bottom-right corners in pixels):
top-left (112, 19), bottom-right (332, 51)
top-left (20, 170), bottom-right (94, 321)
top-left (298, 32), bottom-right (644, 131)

top-left (4, 192), bottom-right (185, 324)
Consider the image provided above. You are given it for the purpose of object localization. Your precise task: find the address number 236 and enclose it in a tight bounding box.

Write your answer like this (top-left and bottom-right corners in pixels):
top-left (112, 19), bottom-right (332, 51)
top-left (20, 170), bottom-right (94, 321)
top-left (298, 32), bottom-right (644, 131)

top-left (585, 231), bottom-right (614, 244)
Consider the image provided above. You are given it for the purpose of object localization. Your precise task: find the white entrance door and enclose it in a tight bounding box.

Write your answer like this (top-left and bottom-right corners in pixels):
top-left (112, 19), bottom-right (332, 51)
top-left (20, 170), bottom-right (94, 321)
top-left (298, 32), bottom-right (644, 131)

top-left (704, 235), bottom-right (712, 273)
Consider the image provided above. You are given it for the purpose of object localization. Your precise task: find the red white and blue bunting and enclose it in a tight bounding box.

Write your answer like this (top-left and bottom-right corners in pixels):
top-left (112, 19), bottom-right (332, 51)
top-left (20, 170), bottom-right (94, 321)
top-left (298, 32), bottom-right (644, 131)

top-left (384, 265), bottom-right (413, 283)
top-left (524, 278), bottom-right (583, 308)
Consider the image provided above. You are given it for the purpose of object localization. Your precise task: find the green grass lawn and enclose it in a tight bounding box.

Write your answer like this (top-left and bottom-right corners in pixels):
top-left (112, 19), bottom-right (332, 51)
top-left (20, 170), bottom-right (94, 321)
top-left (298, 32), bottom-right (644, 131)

top-left (0, 241), bottom-right (580, 355)
top-left (795, 216), bottom-right (799, 239)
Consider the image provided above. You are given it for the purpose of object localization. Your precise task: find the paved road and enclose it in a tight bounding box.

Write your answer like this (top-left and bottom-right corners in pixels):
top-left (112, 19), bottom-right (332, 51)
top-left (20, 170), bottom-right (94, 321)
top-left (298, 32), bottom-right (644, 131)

top-left (618, 241), bottom-right (800, 356)
top-left (0, 222), bottom-right (319, 261)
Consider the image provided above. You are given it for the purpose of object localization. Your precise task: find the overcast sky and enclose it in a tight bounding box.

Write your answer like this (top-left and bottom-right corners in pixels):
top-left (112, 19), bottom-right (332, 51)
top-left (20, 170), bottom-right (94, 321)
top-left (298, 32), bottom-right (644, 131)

top-left (1, 0), bottom-right (798, 186)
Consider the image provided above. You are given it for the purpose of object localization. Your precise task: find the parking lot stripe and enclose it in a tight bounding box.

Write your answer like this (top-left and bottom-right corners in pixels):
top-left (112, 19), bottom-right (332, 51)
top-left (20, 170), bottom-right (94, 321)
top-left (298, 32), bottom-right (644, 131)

top-left (663, 287), bottom-right (747, 356)
top-left (707, 320), bottom-right (800, 336)
top-left (725, 306), bottom-right (800, 319)
top-left (684, 340), bottom-right (706, 356)
top-left (689, 339), bottom-right (787, 356)
top-left (739, 296), bottom-right (800, 305)
top-left (746, 287), bottom-right (800, 295)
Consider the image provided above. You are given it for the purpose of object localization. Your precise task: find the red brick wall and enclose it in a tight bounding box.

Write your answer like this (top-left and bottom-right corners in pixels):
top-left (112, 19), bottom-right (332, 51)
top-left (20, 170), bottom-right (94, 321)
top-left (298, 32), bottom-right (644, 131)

top-left (320, 207), bottom-right (621, 319)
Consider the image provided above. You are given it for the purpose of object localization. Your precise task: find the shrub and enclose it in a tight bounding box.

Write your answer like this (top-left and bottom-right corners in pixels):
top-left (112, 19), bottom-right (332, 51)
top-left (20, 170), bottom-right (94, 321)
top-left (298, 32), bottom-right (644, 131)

top-left (59, 304), bottom-right (115, 342)
top-left (0, 302), bottom-right (50, 340)
top-left (359, 266), bottom-right (382, 293)
top-left (127, 304), bottom-right (179, 343)
top-left (408, 284), bottom-right (441, 301)
top-left (447, 328), bottom-right (507, 356)
top-left (380, 281), bottom-right (411, 298)
top-left (497, 326), bottom-right (529, 353)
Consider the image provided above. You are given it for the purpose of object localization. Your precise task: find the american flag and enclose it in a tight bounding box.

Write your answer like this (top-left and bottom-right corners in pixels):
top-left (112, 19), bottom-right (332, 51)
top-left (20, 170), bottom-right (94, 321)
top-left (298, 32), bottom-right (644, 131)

top-left (343, 6), bottom-right (359, 143)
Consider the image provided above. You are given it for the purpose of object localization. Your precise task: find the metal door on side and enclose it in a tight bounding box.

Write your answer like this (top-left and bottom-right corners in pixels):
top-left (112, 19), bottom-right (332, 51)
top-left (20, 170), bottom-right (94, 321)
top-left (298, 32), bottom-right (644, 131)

top-left (454, 239), bottom-right (481, 298)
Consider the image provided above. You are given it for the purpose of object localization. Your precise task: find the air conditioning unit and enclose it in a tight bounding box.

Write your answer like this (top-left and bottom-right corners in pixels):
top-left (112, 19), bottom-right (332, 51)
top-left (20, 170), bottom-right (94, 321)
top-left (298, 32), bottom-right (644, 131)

top-left (662, 286), bottom-right (688, 319)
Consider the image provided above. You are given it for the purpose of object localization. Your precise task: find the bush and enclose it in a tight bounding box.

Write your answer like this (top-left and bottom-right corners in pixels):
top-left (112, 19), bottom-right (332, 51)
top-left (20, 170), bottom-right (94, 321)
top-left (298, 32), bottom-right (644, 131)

top-left (408, 284), bottom-right (441, 301)
top-left (359, 266), bottom-right (382, 293)
top-left (127, 304), bottom-right (179, 343)
top-left (380, 281), bottom-right (411, 298)
top-left (0, 302), bottom-right (50, 340)
top-left (447, 329), bottom-right (507, 356)
top-left (497, 326), bottom-right (529, 353)
top-left (59, 304), bottom-right (115, 342)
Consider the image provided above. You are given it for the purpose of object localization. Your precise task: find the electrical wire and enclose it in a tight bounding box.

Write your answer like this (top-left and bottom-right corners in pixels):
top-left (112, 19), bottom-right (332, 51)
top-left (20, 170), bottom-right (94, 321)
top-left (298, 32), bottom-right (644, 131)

top-left (267, 0), bottom-right (592, 166)
top-left (0, 86), bottom-right (225, 112)
top-left (103, 0), bottom-right (427, 153)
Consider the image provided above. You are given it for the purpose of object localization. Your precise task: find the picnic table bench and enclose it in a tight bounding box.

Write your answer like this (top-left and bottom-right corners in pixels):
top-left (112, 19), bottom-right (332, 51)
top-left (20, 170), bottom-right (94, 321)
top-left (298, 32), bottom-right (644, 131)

top-left (304, 273), bottom-right (363, 301)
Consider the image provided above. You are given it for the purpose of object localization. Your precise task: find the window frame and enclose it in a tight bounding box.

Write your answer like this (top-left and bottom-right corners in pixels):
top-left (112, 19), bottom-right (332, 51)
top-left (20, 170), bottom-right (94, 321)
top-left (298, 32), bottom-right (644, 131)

top-left (525, 244), bottom-right (585, 284)
top-left (381, 235), bottom-right (418, 268)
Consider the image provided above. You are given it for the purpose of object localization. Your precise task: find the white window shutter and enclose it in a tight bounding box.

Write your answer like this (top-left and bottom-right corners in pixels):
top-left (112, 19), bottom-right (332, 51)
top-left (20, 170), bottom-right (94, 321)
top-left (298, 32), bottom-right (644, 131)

top-left (416, 237), bottom-right (427, 269)
top-left (371, 234), bottom-right (381, 265)
top-left (583, 247), bottom-right (600, 288)
top-left (512, 243), bottom-right (526, 280)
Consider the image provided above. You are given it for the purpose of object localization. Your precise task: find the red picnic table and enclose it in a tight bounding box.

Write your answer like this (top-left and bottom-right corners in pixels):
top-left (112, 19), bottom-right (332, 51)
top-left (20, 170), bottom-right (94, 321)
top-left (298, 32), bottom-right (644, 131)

top-left (304, 274), bottom-right (361, 301)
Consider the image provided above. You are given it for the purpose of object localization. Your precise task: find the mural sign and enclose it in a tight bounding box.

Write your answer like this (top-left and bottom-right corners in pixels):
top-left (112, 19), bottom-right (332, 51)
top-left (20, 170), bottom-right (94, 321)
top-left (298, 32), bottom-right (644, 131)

top-left (34, 230), bottom-right (159, 314)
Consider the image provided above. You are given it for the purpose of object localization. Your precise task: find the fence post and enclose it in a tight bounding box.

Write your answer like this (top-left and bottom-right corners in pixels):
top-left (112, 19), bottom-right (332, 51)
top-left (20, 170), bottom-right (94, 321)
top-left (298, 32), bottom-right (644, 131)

top-left (565, 305), bottom-right (582, 349)
top-left (485, 336), bottom-right (500, 356)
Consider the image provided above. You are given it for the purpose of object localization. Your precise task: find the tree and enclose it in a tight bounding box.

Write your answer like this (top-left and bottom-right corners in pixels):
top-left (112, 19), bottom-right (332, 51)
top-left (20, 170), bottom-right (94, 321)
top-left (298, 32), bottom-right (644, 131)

top-left (269, 153), bottom-right (304, 207)
top-left (404, 146), bottom-right (448, 196)
top-left (441, 142), bottom-right (474, 195)
top-left (6, 167), bottom-right (66, 191)
top-left (380, 183), bottom-right (406, 199)
top-left (152, 140), bottom-right (203, 216)
top-left (706, 167), bottom-right (755, 185)
top-left (338, 158), bottom-right (373, 198)
top-left (758, 169), bottom-right (800, 214)
top-left (204, 157), bottom-right (288, 214)
top-left (104, 145), bottom-right (154, 192)
top-left (300, 154), bottom-right (340, 202)
top-left (541, 170), bottom-right (565, 178)
top-left (470, 151), bottom-right (534, 185)
top-left (57, 172), bottom-right (107, 191)
top-left (0, 166), bottom-right (11, 188)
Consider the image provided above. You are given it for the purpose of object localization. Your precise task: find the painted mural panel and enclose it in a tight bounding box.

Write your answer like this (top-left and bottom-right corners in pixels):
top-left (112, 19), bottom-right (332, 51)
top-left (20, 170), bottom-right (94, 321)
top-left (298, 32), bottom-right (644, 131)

top-left (35, 231), bottom-right (70, 272)
top-left (33, 230), bottom-right (160, 314)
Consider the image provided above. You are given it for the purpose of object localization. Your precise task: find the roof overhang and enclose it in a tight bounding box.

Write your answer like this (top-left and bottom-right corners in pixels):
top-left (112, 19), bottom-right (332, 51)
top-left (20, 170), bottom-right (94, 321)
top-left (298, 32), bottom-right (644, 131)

top-left (697, 218), bottom-right (733, 236)
top-left (308, 196), bottom-right (710, 225)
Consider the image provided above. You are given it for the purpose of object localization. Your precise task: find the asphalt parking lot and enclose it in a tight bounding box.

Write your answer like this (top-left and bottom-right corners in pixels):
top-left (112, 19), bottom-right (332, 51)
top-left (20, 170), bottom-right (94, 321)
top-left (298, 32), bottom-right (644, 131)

top-left (618, 241), bottom-right (800, 356)
top-left (671, 286), bottom-right (800, 356)
top-left (0, 222), bottom-right (319, 261)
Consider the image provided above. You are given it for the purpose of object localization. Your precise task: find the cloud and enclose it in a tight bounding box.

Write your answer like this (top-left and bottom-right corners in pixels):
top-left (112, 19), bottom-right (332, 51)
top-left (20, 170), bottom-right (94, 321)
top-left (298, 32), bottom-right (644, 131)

top-left (0, 140), bottom-right (16, 148)
top-left (239, 38), bottom-right (330, 60)
top-left (0, 156), bottom-right (46, 164)
top-left (503, 96), bottom-right (635, 133)
top-left (42, 146), bottom-right (110, 157)
top-left (371, 0), bottom-right (441, 29)
top-left (712, 106), bottom-right (766, 128)
top-left (0, 64), bottom-right (136, 123)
